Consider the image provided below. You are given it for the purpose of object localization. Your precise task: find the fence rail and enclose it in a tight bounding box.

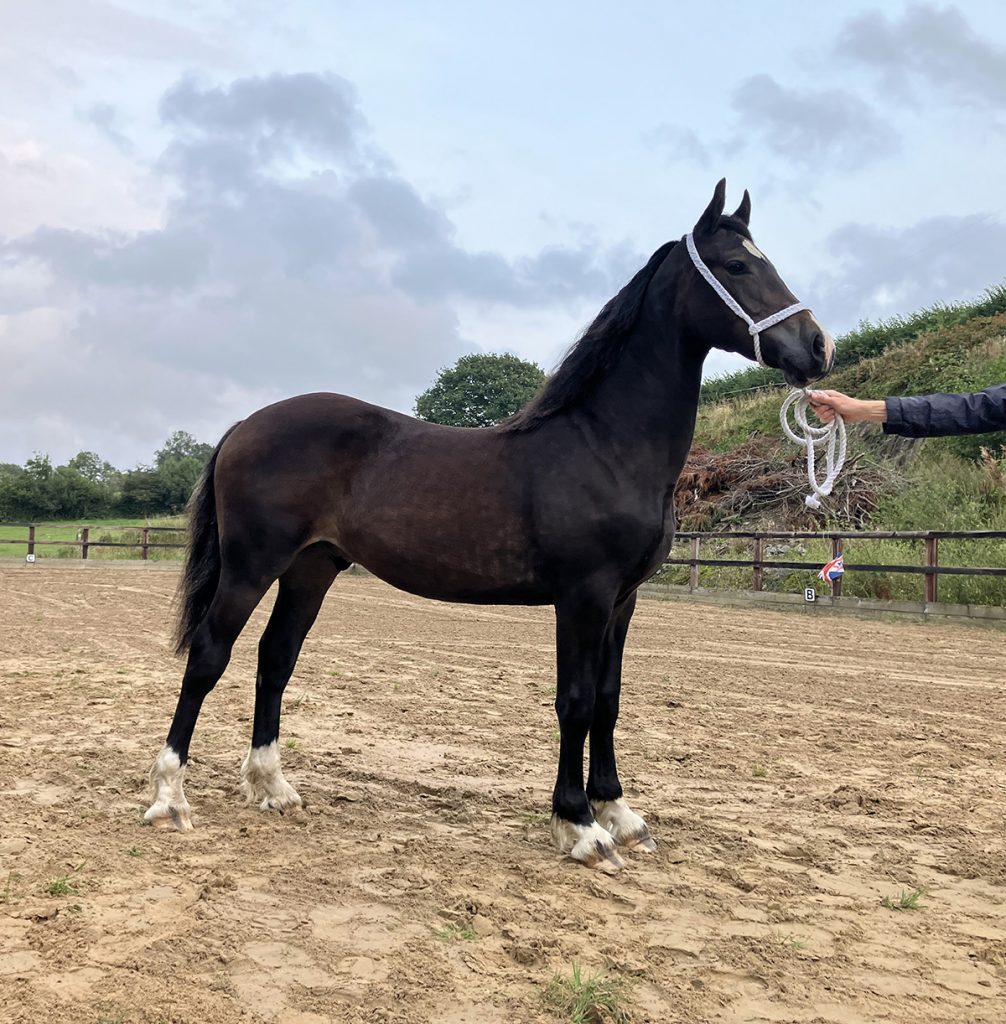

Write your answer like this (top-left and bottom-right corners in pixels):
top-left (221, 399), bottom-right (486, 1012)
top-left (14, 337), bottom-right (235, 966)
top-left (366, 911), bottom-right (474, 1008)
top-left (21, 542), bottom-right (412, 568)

top-left (0, 523), bottom-right (185, 561)
top-left (664, 530), bottom-right (1006, 605)
top-left (5, 524), bottom-right (1006, 609)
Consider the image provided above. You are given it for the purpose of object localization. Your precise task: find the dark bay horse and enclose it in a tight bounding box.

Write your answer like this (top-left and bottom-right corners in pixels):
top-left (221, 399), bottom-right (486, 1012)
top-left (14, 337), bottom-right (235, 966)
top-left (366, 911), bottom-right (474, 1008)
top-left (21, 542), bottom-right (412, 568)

top-left (145, 180), bottom-right (834, 871)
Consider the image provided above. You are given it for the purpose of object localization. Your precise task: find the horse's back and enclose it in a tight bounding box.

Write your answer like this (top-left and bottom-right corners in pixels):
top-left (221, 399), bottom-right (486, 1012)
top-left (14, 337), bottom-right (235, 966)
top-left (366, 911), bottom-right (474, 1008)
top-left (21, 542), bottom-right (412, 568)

top-left (211, 393), bottom-right (544, 600)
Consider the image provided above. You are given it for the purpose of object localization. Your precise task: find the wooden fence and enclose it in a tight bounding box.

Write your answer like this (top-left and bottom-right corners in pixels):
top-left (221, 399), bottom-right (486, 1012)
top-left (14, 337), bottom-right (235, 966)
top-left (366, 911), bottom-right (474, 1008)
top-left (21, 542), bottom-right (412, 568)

top-left (0, 523), bottom-right (185, 561)
top-left (5, 523), bottom-right (1006, 608)
top-left (664, 530), bottom-right (1006, 605)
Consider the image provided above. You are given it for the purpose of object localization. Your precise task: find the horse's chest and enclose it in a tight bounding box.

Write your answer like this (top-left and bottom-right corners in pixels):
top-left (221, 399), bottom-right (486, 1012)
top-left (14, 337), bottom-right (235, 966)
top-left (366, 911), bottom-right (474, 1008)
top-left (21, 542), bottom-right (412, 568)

top-left (616, 509), bottom-right (676, 586)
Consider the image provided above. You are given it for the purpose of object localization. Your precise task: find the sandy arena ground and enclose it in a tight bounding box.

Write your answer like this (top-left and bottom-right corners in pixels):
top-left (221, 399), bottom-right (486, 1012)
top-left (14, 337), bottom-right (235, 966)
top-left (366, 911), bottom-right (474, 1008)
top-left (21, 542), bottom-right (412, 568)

top-left (2, 565), bottom-right (1006, 1023)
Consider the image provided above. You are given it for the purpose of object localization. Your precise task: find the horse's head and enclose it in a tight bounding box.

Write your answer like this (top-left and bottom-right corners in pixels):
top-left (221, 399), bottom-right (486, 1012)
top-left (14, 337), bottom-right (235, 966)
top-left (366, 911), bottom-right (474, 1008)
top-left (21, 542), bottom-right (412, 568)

top-left (678, 179), bottom-right (834, 388)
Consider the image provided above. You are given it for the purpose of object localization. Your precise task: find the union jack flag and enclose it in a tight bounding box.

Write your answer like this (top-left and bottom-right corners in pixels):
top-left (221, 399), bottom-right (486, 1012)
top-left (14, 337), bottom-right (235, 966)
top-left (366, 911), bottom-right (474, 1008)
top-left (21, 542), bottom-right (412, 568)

top-left (818, 554), bottom-right (845, 584)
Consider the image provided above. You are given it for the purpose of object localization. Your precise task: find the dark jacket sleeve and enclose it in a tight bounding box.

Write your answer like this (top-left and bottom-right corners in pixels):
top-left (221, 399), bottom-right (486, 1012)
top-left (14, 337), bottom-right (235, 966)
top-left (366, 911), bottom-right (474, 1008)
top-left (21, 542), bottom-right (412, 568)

top-left (883, 383), bottom-right (1006, 437)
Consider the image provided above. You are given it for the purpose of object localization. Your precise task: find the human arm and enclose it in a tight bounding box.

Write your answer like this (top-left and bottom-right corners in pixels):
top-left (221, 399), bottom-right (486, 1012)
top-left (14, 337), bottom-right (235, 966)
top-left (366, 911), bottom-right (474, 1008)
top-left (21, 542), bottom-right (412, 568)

top-left (808, 384), bottom-right (1006, 437)
top-left (880, 384), bottom-right (1006, 437)
top-left (806, 390), bottom-right (886, 425)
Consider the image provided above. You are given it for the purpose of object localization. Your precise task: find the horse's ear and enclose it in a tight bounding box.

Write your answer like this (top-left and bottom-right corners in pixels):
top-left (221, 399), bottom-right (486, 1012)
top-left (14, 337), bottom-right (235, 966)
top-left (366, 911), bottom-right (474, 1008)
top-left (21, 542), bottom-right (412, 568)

top-left (732, 189), bottom-right (751, 226)
top-left (694, 178), bottom-right (727, 236)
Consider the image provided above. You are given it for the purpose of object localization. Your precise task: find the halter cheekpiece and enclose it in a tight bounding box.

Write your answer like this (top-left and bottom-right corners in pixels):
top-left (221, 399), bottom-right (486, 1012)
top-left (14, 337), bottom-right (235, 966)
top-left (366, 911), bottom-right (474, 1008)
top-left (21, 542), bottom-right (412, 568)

top-left (685, 232), bottom-right (846, 510)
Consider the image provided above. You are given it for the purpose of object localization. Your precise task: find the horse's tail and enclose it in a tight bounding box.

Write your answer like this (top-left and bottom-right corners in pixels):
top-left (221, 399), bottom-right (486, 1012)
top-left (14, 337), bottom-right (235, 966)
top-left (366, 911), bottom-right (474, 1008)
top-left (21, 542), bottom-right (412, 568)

top-left (173, 423), bottom-right (241, 656)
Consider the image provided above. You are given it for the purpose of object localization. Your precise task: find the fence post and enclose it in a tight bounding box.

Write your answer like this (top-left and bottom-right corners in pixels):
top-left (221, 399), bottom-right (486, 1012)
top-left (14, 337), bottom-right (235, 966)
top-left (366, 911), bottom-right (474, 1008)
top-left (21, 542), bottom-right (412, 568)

top-left (81, 527), bottom-right (90, 561)
top-left (924, 536), bottom-right (939, 605)
top-left (752, 536), bottom-right (764, 592)
top-left (831, 535), bottom-right (843, 598)
top-left (689, 536), bottom-right (700, 592)
top-left (28, 525), bottom-right (35, 558)
top-left (142, 527), bottom-right (150, 561)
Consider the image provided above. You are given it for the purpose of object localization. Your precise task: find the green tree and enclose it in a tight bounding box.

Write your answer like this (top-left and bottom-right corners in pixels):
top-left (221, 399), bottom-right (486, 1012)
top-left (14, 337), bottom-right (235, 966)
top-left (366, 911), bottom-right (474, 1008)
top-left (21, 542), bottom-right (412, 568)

top-left (117, 468), bottom-right (168, 517)
top-left (155, 431), bottom-right (213, 467)
top-left (415, 353), bottom-right (545, 428)
top-left (67, 450), bottom-right (118, 483)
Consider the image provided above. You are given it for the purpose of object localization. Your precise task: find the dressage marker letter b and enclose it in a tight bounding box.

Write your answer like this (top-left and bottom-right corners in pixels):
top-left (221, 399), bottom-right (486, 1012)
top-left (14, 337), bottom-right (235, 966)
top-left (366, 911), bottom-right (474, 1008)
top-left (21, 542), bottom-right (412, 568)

top-left (804, 587), bottom-right (816, 603)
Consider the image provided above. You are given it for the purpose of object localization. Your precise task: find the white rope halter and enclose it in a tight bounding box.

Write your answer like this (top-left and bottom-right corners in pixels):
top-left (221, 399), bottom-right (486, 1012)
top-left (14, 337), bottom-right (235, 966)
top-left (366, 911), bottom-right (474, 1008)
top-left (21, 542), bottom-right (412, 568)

top-left (685, 232), bottom-right (846, 509)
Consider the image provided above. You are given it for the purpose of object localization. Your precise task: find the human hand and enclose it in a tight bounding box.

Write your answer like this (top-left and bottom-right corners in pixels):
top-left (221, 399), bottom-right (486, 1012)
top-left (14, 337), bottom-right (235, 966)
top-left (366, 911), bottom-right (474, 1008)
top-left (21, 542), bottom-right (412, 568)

top-left (807, 390), bottom-right (887, 425)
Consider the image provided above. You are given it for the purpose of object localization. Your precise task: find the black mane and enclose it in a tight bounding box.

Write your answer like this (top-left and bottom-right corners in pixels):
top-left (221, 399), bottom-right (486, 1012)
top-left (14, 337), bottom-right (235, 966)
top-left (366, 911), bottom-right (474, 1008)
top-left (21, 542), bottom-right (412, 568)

top-left (503, 241), bottom-right (676, 431)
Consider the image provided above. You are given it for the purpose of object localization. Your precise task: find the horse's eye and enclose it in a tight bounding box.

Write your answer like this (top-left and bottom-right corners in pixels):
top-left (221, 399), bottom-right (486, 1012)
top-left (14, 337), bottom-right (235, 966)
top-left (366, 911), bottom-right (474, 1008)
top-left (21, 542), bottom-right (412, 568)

top-left (724, 260), bottom-right (747, 275)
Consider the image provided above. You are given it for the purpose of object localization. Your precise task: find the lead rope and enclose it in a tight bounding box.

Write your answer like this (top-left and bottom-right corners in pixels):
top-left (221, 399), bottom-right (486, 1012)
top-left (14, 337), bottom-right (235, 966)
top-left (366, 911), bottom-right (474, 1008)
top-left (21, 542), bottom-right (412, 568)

top-left (685, 232), bottom-right (846, 509)
top-left (779, 389), bottom-right (847, 509)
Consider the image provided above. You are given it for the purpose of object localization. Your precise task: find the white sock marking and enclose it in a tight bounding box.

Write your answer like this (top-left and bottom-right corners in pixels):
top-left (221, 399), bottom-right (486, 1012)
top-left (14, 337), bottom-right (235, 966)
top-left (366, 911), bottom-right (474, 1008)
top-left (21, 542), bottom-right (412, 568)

top-left (240, 741), bottom-right (302, 812)
top-left (591, 798), bottom-right (652, 847)
top-left (144, 745), bottom-right (193, 831)
top-left (551, 816), bottom-right (624, 871)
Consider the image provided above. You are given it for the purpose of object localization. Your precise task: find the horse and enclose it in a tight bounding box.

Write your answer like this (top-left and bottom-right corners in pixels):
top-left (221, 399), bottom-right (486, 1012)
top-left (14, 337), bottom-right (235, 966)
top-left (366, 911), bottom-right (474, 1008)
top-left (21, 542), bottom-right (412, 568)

top-left (144, 179), bottom-right (834, 872)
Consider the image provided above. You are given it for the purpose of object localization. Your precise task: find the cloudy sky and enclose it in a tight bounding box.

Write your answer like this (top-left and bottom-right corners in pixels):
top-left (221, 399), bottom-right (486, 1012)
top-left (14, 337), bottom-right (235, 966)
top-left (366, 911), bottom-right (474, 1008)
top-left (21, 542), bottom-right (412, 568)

top-left (2, 1), bottom-right (1005, 466)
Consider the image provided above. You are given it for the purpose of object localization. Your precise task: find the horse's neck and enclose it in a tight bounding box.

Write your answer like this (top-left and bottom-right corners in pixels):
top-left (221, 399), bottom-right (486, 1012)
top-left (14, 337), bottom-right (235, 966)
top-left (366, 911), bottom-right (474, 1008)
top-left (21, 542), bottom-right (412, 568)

top-left (576, 316), bottom-right (706, 486)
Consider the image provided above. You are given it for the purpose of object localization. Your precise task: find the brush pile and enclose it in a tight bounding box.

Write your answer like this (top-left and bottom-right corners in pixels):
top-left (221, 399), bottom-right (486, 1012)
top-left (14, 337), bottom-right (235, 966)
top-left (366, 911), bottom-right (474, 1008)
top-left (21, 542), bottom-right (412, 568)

top-left (674, 438), bottom-right (884, 531)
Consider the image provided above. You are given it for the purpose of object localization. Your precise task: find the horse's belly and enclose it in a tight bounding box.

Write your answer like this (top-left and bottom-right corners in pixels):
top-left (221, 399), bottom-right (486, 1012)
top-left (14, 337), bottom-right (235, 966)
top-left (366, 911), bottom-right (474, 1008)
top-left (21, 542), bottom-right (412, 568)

top-left (336, 519), bottom-right (547, 605)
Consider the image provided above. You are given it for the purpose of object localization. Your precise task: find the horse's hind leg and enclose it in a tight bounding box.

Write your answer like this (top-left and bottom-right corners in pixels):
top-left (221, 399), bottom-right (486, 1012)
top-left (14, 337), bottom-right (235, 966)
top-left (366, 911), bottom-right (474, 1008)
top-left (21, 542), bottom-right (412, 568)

top-left (145, 573), bottom-right (271, 831)
top-left (240, 544), bottom-right (347, 814)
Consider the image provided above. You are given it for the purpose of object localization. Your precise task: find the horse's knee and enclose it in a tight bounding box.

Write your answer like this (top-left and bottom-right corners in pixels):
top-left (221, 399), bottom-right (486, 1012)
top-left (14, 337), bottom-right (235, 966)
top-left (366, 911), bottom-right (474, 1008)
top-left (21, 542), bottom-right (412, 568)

top-left (555, 693), bottom-right (594, 737)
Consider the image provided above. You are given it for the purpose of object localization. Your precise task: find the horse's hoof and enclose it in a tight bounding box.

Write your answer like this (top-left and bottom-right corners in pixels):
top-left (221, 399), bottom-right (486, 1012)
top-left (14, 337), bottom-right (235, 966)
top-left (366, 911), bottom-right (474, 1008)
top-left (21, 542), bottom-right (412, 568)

top-left (590, 798), bottom-right (654, 852)
top-left (586, 844), bottom-right (626, 874)
top-left (625, 832), bottom-right (657, 854)
top-left (551, 816), bottom-right (625, 873)
top-left (257, 792), bottom-right (303, 813)
top-left (144, 801), bottom-right (193, 832)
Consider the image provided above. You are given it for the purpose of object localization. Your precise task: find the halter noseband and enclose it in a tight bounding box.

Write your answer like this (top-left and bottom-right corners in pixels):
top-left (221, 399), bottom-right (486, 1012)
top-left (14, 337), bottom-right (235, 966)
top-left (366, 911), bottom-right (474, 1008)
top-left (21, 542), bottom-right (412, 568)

top-left (684, 232), bottom-right (808, 367)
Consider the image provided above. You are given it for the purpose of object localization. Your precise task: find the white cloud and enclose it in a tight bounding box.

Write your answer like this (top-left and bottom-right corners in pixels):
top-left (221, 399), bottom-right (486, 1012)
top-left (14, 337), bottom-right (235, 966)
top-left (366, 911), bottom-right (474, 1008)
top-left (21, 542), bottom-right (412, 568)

top-left (0, 72), bottom-right (634, 465)
top-left (837, 4), bottom-right (1006, 115)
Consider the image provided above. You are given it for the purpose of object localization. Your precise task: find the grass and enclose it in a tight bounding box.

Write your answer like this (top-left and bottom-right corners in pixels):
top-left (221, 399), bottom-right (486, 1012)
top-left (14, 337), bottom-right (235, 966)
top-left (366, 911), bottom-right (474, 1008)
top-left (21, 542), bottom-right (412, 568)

top-left (0, 517), bottom-right (186, 560)
top-left (881, 888), bottom-right (926, 911)
top-left (284, 738), bottom-right (300, 750)
top-left (544, 961), bottom-right (630, 1024)
top-left (433, 924), bottom-right (476, 942)
top-left (751, 764), bottom-right (768, 778)
top-left (42, 861), bottom-right (85, 897)
top-left (2, 871), bottom-right (17, 904)
top-left (43, 876), bottom-right (79, 897)
top-left (522, 810), bottom-right (551, 828)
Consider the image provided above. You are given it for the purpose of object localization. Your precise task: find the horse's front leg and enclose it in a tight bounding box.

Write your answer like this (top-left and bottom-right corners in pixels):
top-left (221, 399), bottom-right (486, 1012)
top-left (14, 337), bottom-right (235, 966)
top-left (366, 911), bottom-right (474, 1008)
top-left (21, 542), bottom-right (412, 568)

top-left (550, 590), bottom-right (624, 873)
top-left (587, 592), bottom-right (656, 853)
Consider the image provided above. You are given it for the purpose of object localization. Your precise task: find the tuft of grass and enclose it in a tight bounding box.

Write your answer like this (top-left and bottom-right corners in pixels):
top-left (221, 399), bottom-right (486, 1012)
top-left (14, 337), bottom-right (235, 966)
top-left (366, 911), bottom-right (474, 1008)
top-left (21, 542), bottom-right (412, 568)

top-left (751, 764), bottom-right (768, 778)
top-left (433, 924), bottom-right (476, 942)
top-left (125, 847), bottom-right (143, 857)
top-left (544, 961), bottom-right (630, 1024)
top-left (881, 888), bottom-right (925, 911)
top-left (284, 738), bottom-right (300, 750)
top-left (42, 861), bottom-right (85, 898)
top-left (522, 811), bottom-right (551, 828)
top-left (44, 876), bottom-right (78, 897)
top-left (2, 871), bottom-right (18, 904)
top-left (778, 932), bottom-right (806, 951)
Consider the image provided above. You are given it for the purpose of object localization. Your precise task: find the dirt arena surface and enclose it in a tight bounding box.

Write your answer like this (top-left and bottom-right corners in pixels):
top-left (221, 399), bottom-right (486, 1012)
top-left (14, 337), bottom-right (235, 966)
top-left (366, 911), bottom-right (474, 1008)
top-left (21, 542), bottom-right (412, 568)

top-left (2, 565), bottom-right (1006, 1023)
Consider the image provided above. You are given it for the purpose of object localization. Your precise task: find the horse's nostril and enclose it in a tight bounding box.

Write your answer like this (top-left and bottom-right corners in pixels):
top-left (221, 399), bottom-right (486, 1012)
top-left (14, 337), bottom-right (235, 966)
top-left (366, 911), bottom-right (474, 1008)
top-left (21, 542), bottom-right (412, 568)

top-left (812, 332), bottom-right (825, 358)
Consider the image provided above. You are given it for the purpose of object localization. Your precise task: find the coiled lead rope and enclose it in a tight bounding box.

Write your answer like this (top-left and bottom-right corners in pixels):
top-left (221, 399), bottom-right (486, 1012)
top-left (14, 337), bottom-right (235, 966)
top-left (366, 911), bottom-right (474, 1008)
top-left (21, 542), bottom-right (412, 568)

top-left (779, 390), bottom-right (847, 509)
